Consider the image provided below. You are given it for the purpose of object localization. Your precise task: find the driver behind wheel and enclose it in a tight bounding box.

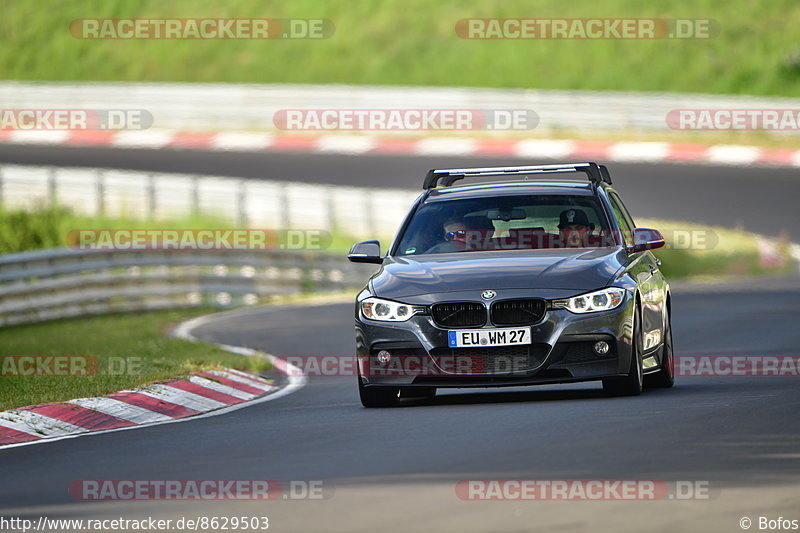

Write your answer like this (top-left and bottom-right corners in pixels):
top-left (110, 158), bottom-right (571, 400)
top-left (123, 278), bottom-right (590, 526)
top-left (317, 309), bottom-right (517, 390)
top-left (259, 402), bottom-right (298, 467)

top-left (443, 220), bottom-right (469, 250)
top-left (557, 209), bottom-right (595, 247)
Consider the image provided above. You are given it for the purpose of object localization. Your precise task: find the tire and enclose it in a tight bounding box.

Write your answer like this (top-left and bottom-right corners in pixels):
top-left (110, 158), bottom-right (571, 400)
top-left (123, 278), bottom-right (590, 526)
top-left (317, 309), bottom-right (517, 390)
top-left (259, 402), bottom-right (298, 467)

top-left (645, 312), bottom-right (675, 389)
top-left (358, 376), bottom-right (401, 407)
top-left (603, 307), bottom-right (644, 397)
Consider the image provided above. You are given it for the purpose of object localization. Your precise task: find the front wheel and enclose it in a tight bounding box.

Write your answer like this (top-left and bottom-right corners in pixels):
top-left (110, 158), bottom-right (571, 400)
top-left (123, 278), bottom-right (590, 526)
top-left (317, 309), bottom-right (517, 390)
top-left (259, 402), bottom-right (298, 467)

top-left (645, 312), bottom-right (675, 389)
top-left (603, 307), bottom-right (643, 397)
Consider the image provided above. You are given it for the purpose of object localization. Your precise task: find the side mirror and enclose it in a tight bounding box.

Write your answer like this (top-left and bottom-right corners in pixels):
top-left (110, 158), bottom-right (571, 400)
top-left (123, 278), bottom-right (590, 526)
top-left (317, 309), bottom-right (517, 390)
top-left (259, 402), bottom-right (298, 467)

top-left (628, 228), bottom-right (666, 253)
top-left (348, 240), bottom-right (383, 264)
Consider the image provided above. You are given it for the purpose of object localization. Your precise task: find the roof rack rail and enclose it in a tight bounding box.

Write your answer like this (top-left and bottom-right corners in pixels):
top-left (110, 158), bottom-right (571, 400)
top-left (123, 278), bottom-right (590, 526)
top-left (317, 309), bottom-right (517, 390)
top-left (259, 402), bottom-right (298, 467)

top-left (423, 162), bottom-right (611, 189)
top-left (598, 164), bottom-right (612, 185)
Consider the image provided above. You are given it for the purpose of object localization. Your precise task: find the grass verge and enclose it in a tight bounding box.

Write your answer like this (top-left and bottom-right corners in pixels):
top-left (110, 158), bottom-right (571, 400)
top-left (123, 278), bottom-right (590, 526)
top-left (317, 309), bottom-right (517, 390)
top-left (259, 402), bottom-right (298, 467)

top-left (640, 218), bottom-right (793, 279)
top-left (0, 308), bottom-right (270, 412)
top-left (0, 204), bottom-right (234, 254)
top-left (1, 0), bottom-right (799, 97)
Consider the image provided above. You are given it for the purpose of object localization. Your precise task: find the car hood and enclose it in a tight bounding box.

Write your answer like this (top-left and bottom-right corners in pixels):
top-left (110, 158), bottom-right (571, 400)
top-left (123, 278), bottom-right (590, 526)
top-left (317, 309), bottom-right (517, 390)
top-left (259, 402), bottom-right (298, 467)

top-left (371, 249), bottom-right (625, 298)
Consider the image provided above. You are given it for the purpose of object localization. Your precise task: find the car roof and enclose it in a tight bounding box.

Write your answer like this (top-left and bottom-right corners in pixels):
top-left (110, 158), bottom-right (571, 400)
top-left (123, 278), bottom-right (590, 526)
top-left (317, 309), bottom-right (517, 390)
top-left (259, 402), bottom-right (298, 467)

top-left (424, 180), bottom-right (605, 202)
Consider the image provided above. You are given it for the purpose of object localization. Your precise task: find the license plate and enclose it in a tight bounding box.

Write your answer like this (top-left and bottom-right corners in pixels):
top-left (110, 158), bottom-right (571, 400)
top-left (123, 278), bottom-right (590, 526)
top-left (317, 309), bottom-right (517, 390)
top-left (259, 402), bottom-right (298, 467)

top-left (448, 327), bottom-right (531, 348)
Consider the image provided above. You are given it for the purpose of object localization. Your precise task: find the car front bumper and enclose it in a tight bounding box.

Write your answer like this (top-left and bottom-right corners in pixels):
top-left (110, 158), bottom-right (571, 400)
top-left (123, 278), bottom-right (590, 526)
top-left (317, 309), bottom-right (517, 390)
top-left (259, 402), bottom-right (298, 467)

top-left (355, 292), bottom-right (636, 389)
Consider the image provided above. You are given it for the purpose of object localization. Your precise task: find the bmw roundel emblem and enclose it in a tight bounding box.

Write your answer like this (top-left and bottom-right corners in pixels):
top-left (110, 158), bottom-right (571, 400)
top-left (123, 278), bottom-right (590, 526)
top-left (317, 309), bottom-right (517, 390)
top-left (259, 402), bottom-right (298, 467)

top-left (481, 290), bottom-right (496, 300)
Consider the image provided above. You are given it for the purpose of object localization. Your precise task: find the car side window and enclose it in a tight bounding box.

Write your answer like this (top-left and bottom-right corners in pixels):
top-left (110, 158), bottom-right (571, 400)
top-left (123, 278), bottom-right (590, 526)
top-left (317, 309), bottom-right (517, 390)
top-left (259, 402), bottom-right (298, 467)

top-left (608, 193), bottom-right (634, 247)
top-left (609, 192), bottom-right (637, 229)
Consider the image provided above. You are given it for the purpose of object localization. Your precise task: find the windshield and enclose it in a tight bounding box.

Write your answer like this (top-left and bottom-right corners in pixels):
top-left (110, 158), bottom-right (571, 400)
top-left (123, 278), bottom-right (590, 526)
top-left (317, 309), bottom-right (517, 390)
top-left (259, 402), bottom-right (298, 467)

top-left (394, 194), bottom-right (615, 255)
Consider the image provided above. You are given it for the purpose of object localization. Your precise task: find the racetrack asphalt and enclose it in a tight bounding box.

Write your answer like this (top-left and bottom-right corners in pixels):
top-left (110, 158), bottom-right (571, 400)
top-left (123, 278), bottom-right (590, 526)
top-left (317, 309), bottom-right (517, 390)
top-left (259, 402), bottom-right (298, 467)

top-left (0, 277), bottom-right (798, 532)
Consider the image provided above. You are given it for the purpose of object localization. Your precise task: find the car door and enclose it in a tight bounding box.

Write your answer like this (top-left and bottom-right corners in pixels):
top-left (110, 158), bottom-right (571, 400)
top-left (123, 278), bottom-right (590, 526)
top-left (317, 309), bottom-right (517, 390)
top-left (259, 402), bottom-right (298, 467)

top-left (607, 191), bottom-right (665, 352)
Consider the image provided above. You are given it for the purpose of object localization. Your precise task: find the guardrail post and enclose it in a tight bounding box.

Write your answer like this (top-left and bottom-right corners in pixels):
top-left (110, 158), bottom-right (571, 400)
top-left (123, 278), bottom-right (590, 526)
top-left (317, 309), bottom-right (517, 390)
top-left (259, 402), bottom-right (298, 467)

top-left (191, 176), bottom-right (200, 215)
top-left (96, 169), bottom-right (105, 216)
top-left (280, 183), bottom-right (290, 230)
top-left (364, 189), bottom-right (374, 236)
top-left (147, 173), bottom-right (156, 219)
top-left (326, 186), bottom-right (336, 234)
top-left (236, 179), bottom-right (247, 227)
top-left (48, 167), bottom-right (57, 206)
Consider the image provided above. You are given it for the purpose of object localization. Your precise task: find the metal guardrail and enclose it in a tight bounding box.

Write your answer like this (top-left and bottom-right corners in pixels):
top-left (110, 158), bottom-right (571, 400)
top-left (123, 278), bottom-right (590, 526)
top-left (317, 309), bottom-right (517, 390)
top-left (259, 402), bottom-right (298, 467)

top-left (1, 82), bottom-right (798, 134)
top-left (0, 247), bottom-right (377, 326)
top-left (0, 164), bottom-right (421, 237)
top-left (0, 163), bottom-right (403, 326)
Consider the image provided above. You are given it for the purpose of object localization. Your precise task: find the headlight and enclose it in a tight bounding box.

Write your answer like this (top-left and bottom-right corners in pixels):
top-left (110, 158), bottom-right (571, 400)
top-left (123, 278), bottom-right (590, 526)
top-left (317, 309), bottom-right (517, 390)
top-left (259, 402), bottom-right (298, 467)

top-left (552, 287), bottom-right (625, 314)
top-left (361, 297), bottom-right (425, 322)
